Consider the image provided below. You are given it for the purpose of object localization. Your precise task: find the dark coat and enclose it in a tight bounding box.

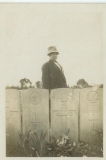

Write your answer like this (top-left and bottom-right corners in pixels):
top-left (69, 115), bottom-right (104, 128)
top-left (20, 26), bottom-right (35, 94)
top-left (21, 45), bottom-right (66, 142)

top-left (42, 60), bottom-right (67, 89)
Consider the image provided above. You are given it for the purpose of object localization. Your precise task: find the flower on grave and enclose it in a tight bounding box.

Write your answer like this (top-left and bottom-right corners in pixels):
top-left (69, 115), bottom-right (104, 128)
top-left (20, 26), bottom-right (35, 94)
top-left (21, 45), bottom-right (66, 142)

top-left (73, 142), bottom-right (76, 146)
top-left (57, 134), bottom-right (69, 146)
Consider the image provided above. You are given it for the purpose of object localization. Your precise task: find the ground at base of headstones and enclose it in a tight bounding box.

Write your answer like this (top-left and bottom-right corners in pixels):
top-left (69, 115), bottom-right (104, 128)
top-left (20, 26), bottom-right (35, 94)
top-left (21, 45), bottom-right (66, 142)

top-left (6, 131), bottom-right (103, 157)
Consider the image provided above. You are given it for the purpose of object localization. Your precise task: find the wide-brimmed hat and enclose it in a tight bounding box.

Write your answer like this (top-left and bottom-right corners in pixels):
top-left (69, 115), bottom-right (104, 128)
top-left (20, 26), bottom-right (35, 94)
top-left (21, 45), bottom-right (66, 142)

top-left (47, 46), bottom-right (59, 55)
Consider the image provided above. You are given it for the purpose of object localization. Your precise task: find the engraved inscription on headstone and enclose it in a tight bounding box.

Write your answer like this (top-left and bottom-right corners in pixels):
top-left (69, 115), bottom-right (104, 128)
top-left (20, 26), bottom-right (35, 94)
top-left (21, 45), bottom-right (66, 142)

top-left (55, 101), bottom-right (76, 116)
top-left (53, 101), bottom-right (76, 134)
top-left (29, 91), bottom-right (42, 105)
top-left (30, 110), bottom-right (42, 124)
top-left (87, 91), bottom-right (99, 102)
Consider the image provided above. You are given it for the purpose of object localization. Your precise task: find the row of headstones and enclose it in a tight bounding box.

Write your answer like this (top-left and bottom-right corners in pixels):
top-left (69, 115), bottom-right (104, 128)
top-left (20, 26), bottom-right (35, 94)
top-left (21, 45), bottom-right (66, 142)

top-left (5, 88), bottom-right (103, 150)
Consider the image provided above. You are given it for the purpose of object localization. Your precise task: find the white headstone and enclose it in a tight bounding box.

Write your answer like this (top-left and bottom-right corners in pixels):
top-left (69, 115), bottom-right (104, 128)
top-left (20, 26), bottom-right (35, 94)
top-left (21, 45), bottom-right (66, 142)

top-left (80, 88), bottom-right (103, 143)
top-left (5, 89), bottom-right (21, 155)
top-left (51, 88), bottom-right (79, 142)
top-left (21, 88), bottom-right (49, 141)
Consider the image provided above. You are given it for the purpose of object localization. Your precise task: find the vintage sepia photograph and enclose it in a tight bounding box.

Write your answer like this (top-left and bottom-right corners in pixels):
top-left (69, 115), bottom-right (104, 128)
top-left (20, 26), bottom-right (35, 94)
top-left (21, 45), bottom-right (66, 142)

top-left (1, 2), bottom-right (106, 158)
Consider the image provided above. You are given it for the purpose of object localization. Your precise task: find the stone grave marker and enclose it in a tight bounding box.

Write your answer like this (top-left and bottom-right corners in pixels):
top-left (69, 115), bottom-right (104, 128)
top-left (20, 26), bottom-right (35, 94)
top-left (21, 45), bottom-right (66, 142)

top-left (5, 89), bottom-right (21, 154)
top-left (21, 88), bottom-right (49, 141)
top-left (51, 88), bottom-right (79, 142)
top-left (80, 88), bottom-right (103, 144)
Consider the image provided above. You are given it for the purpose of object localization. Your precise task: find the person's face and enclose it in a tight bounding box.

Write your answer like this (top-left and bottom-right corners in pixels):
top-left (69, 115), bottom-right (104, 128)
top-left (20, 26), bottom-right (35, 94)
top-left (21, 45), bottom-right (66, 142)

top-left (49, 52), bottom-right (58, 60)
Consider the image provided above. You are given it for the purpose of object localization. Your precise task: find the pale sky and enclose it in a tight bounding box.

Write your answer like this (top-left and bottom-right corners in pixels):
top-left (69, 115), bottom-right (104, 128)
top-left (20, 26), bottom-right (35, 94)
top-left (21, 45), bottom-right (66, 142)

top-left (4, 4), bottom-right (104, 87)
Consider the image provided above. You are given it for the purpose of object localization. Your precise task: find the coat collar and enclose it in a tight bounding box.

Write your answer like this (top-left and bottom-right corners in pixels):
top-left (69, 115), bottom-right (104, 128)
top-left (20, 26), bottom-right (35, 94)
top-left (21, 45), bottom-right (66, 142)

top-left (48, 60), bottom-right (66, 81)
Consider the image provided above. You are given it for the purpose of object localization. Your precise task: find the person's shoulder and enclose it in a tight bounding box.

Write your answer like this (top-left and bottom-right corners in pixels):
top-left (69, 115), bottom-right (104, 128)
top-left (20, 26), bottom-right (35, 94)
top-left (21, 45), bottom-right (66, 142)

top-left (42, 61), bottom-right (50, 68)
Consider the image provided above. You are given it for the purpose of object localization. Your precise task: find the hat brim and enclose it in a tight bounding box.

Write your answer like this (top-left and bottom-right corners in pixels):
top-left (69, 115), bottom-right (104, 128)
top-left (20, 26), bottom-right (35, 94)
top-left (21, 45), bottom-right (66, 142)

top-left (47, 52), bottom-right (59, 56)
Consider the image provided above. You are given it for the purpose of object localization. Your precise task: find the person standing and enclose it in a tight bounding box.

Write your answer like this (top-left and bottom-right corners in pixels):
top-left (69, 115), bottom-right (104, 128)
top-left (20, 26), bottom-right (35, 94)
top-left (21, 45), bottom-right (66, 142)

top-left (42, 46), bottom-right (67, 90)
